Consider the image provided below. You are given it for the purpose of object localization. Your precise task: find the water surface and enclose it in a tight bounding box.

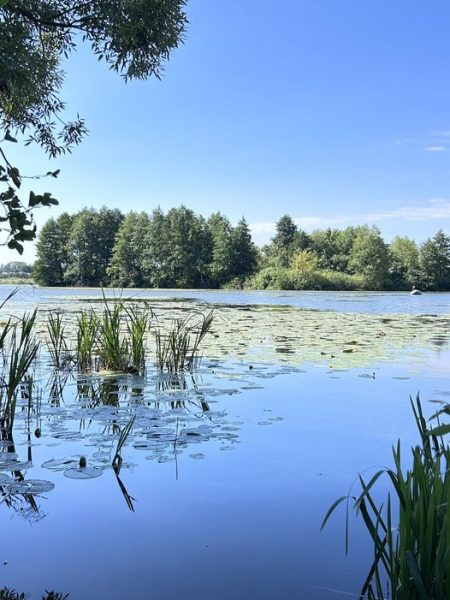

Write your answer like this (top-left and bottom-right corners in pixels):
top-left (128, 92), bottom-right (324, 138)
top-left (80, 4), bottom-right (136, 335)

top-left (0, 287), bottom-right (449, 599)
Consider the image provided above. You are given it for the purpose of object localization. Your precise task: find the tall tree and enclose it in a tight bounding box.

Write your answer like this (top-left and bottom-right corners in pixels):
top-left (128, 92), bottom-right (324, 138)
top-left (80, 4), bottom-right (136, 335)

top-left (207, 212), bottom-right (233, 287)
top-left (33, 212), bottom-right (74, 285)
top-left (419, 230), bottom-right (450, 291)
top-left (389, 236), bottom-right (420, 289)
top-left (65, 207), bottom-right (123, 286)
top-left (348, 226), bottom-right (390, 289)
top-left (108, 212), bottom-right (150, 288)
top-left (0, 0), bottom-right (188, 250)
top-left (230, 217), bottom-right (257, 283)
top-left (310, 227), bottom-right (357, 272)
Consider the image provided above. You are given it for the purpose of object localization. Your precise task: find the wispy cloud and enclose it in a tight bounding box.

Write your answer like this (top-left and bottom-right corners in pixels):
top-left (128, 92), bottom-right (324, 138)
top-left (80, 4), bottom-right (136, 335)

top-left (249, 198), bottom-right (450, 244)
top-left (423, 145), bottom-right (447, 152)
top-left (393, 137), bottom-right (417, 145)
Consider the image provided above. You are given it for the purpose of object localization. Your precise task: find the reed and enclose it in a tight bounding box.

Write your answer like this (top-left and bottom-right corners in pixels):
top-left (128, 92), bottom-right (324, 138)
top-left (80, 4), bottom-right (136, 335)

top-left (112, 415), bottom-right (135, 467)
top-left (125, 304), bottom-right (152, 374)
top-left (76, 310), bottom-right (99, 371)
top-left (46, 312), bottom-right (73, 368)
top-left (155, 310), bottom-right (214, 373)
top-left (1, 311), bottom-right (39, 429)
top-left (322, 394), bottom-right (450, 599)
top-left (98, 301), bottom-right (129, 372)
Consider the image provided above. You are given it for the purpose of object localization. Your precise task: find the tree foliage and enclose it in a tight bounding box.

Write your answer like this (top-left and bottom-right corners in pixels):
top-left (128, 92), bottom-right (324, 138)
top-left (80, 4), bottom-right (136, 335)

top-left (0, 0), bottom-right (188, 251)
top-left (419, 230), bottom-right (450, 291)
top-left (33, 207), bottom-right (450, 291)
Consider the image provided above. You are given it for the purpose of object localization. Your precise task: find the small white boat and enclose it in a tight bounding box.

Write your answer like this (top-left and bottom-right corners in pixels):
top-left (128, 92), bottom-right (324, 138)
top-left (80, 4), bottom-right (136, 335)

top-left (411, 287), bottom-right (422, 295)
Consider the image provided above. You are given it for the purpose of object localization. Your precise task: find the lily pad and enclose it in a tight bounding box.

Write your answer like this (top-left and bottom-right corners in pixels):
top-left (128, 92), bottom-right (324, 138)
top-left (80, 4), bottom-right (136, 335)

top-left (8, 479), bottom-right (55, 495)
top-left (63, 467), bottom-right (103, 479)
top-left (41, 458), bottom-right (79, 471)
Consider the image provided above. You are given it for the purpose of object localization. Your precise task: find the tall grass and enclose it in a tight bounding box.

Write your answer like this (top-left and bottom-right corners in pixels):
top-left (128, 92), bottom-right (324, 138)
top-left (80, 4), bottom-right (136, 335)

top-left (0, 311), bottom-right (39, 430)
top-left (322, 394), bottom-right (450, 599)
top-left (76, 310), bottom-right (99, 371)
top-left (46, 312), bottom-right (73, 368)
top-left (98, 301), bottom-right (129, 372)
top-left (126, 305), bottom-right (152, 374)
top-left (155, 310), bottom-right (214, 373)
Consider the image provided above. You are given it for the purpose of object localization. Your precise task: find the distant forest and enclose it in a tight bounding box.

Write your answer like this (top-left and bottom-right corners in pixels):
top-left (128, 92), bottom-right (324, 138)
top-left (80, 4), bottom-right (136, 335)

top-left (32, 207), bottom-right (450, 291)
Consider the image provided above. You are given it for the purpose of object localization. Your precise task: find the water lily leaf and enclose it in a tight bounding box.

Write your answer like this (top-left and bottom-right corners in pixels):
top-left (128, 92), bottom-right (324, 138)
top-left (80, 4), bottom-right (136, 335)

top-left (8, 479), bottom-right (55, 495)
top-left (64, 467), bottom-right (103, 479)
top-left (41, 458), bottom-right (79, 471)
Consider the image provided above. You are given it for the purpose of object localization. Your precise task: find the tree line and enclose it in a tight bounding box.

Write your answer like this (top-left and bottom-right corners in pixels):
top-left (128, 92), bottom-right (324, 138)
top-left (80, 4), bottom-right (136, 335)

top-left (33, 207), bottom-right (257, 288)
top-left (32, 209), bottom-right (450, 291)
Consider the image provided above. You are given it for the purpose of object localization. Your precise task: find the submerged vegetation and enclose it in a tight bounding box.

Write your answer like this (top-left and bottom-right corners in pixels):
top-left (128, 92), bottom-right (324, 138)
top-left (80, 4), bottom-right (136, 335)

top-left (32, 208), bottom-right (450, 291)
top-left (323, 395), bottom-right (450, 599)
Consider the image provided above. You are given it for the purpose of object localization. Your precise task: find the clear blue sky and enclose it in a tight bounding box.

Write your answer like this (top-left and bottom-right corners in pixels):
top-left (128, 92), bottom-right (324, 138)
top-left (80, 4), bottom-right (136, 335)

top-left (3, 0), bottom-right (450, 263)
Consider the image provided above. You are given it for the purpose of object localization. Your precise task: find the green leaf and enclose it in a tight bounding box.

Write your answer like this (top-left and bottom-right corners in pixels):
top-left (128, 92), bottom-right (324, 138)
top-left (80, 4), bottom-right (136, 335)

top-left (427, 424), bottom-right (450, 437)
top-left (7, 167), bottom-right (21, 188)
top-left (7, 239), bottom-right (24, 254)
top-left (320, 495), bottom-right (347, 530)
top-left (4, 130), bottom-right (17, 143)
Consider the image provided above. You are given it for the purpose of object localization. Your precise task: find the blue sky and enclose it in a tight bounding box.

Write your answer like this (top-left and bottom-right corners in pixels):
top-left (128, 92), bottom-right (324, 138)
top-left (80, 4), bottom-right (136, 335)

top-left (3, 0), bottom-right (450, 263)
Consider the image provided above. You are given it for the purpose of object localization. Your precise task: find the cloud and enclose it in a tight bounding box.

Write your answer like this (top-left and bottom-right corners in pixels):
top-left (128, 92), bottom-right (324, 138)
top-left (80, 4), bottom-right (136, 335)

top-left (393, 138), bottom-right (417, 145)
top-left (364, 198), bottom-right (450, 222)
top-left (423, 145), bottom-right (447, 152)
top-left (249, 198), bottom-right (450, 244)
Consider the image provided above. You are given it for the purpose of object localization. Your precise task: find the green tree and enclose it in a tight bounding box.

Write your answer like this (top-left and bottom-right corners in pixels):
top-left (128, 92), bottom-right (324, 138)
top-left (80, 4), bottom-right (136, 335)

top-left (270, 214), bottom-right (308, 267)
top-left (108, 212), bottom-right (150, 288)
top-left (65, 207), bottom-right (123, 286)
top-left (230, 217), bottom-right (257, 284)
top-left (419, 230), bottom-right (450, 291)
top-left (207, 212), bottom-right (233, 287)
top-left (388, 236), bottom-right (420, 289)
top-left (310, 227), bottom-right (357, 272)
top-left (141, 208), bottom-right (170, 287)
top-left (348, 226), bottom-right (390, 289)
top-left (33, 212), bottom-right (74, 285)
top-left (0, 0), bottom-right (187, 249)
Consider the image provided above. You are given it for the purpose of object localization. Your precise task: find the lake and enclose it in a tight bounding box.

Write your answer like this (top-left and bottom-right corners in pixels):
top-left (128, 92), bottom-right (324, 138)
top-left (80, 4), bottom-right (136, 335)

top-left (1, 286), bottom-right (450, 599)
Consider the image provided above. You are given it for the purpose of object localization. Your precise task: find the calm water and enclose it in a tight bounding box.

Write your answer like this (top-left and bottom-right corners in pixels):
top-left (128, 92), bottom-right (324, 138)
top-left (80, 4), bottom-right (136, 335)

top-left (1, 287), bottom-right (449, 599)
top-left (5, 284), bottom-right (450, 315)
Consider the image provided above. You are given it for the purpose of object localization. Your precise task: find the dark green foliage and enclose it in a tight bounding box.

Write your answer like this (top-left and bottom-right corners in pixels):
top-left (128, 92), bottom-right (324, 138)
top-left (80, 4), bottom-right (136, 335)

top-left (230, 217), bottom-right (257, 284)
top-left (323, 395), bottom-right (450, 599)
top-left (65, 207), bottom-right (123, 286)
top-left (34, 208), bottom-right (450, 291)
top-left (0, 0), bottom-right (188, 155)
top-left (269, 214), bottom-right (310, 267)
top-left (108, 212), bottom-right (150, 287)
top-left (347, 225), bottom-right (390, 289)
top-left (33, 213), bottom-right (73, 285)
top-left (419, 229), bottom-right (450, 291)
top-left (389, 236), bottom-right (420, 289)
top-left (0, 0), bottom-right (187, 250)
top-left (207, 212), bottom-right (234, 286)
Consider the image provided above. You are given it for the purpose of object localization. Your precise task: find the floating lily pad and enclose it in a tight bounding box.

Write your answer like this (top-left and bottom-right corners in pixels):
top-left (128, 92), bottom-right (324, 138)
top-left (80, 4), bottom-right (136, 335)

top-left (41, 458), bottom-right (79, 471)
top-left (64, 467), bottom-right (103, 479)
top-left (8, 479), bottom-right (55, 495)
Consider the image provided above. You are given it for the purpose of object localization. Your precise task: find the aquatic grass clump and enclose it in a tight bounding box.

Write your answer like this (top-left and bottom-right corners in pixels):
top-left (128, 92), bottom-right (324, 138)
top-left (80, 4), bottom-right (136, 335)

top-left (98, 301), bottom-right (129, 372)
top-left (46, 312), bottom-right (74, 368)
top-left (126, 304), bottom-right (152, 374)
top-left (155, 310), bottom-right (214, 373)
top-left (0, 311), bottom-right (39, 429)
top-left (76, 310), bottom-right (99, 371)
top-left (322, 395), bottom-right (450, 599)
